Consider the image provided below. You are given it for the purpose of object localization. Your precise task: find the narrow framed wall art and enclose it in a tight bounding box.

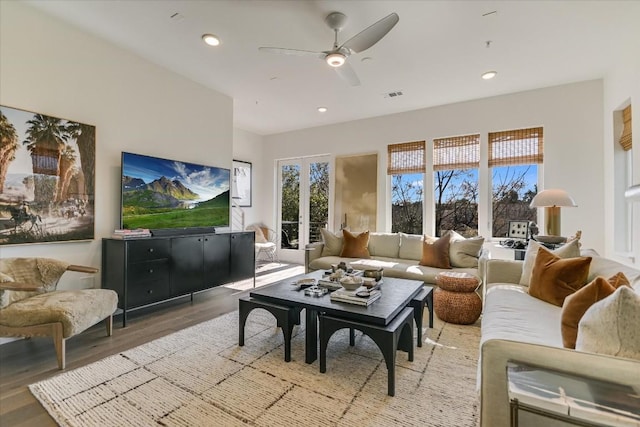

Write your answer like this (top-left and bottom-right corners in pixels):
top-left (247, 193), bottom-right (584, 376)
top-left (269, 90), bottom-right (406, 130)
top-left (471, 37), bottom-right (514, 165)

top-left (232, 160), bottom-right (252, 207)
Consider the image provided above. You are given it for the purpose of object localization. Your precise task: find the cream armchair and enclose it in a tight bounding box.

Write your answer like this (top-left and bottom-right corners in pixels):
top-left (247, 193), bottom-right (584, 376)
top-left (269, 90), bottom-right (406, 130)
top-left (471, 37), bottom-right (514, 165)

top-left (246, 224), bottom-right (279, 265)
top-left (0, 257), bottom-right (118, 369)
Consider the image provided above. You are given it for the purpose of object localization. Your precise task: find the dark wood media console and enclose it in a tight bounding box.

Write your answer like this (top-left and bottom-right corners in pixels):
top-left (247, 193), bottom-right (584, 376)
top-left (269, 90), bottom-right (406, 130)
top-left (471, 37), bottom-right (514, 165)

top-left (102, 231), bottom-right (255, 326)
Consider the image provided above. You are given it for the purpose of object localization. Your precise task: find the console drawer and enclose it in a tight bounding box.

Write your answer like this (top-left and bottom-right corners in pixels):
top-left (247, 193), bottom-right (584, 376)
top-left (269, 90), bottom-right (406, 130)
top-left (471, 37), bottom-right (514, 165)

top-left (127, 239), bottom-right (170, 262)
top-left (127, 259), bottom-right (170, 283)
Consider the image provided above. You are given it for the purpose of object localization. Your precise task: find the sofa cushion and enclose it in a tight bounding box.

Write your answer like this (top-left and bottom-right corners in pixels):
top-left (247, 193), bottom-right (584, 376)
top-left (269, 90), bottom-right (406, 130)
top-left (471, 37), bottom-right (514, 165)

top-left (368, 233), bottom-right (400, 258)
top-left (320, 229), bottom-right (343, 257)
top-left (482, 284), bottom-right (564, 348)
top-left (561, 273), bottom-right (630, 349)
top-left (528, 247), bottom-right (592, 307)
top-left (398, 233), bottom-right (424, 261)
top-left (576, 286), bottom-right (640, 360)
top-left (340, 230), bottom-right (371, 258)
top-left (420, 233), bottom-right (452, 269)
top-left (519, 239), bottom-right (581, 287)
top-left (448, 231), bottom-right (484, 268)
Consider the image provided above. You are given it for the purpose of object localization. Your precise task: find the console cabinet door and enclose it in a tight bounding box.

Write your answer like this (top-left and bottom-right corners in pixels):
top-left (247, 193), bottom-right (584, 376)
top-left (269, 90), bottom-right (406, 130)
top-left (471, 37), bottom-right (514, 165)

top-left (170, 235), bottom-right (205, 295)
top-left (229, 232), bottom-right (255, 282)
top-left (203, 233), bottom-right (230, 287)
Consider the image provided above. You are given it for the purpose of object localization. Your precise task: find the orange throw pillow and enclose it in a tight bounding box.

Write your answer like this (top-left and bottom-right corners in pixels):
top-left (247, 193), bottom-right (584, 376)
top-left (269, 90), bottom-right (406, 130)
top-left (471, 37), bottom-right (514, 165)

top-left (528, 247), bottom-right (591, 307)
top-left (340, 230), bottom-right (371, 258)
top-left (561, 273), bottom-right (630, 349)
top-left (419, 232), bottom-right (452, 269)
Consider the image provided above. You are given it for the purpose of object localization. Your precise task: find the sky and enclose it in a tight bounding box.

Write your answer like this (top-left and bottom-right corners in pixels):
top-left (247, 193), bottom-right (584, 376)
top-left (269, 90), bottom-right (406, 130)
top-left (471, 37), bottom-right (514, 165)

top-left (393, 165), bottom-right (538, 203)
top-left (122, 152), bottom-right (230, 201)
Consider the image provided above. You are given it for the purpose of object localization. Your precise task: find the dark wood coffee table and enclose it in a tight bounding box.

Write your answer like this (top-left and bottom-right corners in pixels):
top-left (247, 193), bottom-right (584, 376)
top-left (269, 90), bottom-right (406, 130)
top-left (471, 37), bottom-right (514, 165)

top-left (245, 270), bottom-right (423, 364)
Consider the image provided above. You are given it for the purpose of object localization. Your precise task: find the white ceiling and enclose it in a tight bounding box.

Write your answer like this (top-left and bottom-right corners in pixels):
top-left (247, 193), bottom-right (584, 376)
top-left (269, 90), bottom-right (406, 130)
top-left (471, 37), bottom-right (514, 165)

top-left (27, 0), bottom-right (640, 136)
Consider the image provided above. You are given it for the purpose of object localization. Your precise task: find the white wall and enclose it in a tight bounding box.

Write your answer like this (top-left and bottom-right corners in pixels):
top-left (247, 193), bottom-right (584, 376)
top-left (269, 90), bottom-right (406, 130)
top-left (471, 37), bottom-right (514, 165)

top-left (232, 128), bottom-right (265, 229)
top-left (264, 80), bottom-right (605, 263)
top-left (0, 1), bottom-right (233, 289)
top-left (603, 38), bottom-right (640, 267)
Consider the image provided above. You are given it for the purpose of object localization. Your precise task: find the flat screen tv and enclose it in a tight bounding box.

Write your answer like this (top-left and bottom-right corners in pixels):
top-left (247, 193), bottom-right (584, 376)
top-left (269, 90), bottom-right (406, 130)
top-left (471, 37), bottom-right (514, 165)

top-left (120, 152), bottom-right (230, 235)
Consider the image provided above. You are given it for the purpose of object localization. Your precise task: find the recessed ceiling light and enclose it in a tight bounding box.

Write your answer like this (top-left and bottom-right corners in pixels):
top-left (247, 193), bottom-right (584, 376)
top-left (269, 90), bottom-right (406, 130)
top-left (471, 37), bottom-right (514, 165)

top-left (202, 34), bottom-right (220, 46)
top-left (482, 71), bottom-right (497, 80)
top-left (317, 107), bottom-right (328, 113)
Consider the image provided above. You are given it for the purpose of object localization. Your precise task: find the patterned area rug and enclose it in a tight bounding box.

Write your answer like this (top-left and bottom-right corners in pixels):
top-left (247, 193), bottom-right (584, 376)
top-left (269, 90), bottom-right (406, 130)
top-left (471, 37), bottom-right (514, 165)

top-left (30, 309), bottom-right (480, 426)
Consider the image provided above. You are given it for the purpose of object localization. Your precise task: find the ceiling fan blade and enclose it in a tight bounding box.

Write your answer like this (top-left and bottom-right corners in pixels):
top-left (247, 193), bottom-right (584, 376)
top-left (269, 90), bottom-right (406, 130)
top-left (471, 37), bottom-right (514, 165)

top-left (334, 62), bottom-right (361, 86)
top-left (340, 12), bottom-right (399, 54)
top-left (259, 47), bottom-right (324, 58)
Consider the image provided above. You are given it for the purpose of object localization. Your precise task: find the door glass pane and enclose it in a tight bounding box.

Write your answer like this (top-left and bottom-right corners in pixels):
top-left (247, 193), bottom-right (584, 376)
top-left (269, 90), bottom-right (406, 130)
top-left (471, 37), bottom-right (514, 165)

top-left (308, 161), bottom-right (329, 243)
top-left (280, 164), bottom-right (300, 249)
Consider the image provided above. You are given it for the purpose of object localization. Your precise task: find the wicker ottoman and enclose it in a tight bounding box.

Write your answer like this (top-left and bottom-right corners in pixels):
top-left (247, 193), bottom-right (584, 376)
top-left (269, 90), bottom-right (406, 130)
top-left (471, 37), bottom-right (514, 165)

top-left (434, 272), bottom-right (482, 325)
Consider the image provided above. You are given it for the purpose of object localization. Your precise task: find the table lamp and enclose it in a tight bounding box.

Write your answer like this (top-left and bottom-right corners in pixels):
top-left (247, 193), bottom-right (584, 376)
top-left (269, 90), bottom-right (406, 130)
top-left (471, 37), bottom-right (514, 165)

top-left (529, 189), bottom-right (577, 236)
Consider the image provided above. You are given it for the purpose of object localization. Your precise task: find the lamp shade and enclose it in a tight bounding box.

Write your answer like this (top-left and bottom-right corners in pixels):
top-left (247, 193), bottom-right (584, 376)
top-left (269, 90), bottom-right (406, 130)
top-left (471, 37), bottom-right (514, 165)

top-left (530, 189), bottom-right (577, 208)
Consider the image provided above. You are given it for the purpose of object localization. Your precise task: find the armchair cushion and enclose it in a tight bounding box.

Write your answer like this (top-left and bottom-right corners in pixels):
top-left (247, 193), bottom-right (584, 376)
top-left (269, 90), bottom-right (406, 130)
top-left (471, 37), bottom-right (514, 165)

top-left (0, 289), bottom-right (118, 338)
top-left (0, 258), bottom-right (70, 308)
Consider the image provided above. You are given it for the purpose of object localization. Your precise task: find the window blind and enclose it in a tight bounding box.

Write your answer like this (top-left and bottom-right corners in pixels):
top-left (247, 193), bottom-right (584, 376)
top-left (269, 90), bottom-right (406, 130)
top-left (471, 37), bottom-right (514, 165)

top-left (387, 141), bottom-right (425, 175)
top-left (433, 134), bottom-right (480, 171)
top-left (488, 127), bottom-right (544, 167)
top-left (620, 105), bottom-right (632, 151)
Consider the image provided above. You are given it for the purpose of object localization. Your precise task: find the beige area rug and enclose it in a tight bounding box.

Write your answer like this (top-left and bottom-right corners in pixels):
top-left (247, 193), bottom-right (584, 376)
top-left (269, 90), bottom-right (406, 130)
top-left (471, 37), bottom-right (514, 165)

top-left (30, 309), bottom-right (481, 426)
top-left (223, 263), bottom-right (305, 292)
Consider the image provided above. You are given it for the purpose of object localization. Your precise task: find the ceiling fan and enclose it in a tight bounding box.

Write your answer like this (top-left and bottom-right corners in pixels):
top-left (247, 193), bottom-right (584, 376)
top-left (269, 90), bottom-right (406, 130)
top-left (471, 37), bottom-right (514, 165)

top-left (259, 11), bottom-right (399, 86)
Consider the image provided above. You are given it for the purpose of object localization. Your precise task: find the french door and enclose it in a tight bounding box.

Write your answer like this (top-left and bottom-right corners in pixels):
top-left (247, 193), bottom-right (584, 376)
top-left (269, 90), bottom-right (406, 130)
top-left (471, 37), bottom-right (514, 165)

top-left (277, 155), bottom-right (331, 262)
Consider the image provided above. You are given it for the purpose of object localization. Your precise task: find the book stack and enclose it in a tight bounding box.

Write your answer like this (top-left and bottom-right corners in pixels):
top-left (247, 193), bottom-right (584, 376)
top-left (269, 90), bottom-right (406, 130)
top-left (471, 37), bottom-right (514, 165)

top-left (330, 288), bottom-right (381, 306)
top-left (111, 228), bottom-right (152, 239)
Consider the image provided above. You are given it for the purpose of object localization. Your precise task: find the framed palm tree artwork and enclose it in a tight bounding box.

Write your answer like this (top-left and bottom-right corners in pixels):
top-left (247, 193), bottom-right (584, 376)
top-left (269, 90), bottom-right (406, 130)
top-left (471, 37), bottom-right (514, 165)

top-left (0, 105), bottom-right (95, 245)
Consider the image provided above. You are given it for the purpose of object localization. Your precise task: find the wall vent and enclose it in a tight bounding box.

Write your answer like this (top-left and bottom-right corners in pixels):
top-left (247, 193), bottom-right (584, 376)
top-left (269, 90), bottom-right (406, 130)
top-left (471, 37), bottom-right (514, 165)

top-left (384, 91), bottom-right (404, 98)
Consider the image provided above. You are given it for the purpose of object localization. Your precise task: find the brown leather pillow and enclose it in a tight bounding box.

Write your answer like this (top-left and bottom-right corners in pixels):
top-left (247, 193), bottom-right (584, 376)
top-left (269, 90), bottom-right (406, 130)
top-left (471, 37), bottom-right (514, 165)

top-left (528, 247), bottom-right (592, 307)
top-left (419, 232), bottom-right (452, 269)
top-left (340, 230), bottom-right (371, 258)
top-left (561, 272), bottom-right (630, 349)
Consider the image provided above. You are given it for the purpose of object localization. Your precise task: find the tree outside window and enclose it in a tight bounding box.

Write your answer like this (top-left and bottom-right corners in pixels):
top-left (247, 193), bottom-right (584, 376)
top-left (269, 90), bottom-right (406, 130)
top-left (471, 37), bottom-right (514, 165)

top-left (391, 173), bottom-right (423, 234)
top-left (489, 127), bottom-right (543, 238)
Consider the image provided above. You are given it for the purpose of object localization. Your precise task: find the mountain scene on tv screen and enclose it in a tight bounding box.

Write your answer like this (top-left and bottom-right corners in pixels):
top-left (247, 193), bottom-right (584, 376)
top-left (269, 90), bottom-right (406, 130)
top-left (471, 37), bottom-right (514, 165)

top-left (122, 160), bottom-right (229, 230)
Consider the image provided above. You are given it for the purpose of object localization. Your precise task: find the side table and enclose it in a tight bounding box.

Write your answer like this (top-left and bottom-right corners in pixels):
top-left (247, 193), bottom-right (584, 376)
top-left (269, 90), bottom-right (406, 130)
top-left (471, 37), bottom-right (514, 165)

top-left (434, 272), bottom-right (482, 325)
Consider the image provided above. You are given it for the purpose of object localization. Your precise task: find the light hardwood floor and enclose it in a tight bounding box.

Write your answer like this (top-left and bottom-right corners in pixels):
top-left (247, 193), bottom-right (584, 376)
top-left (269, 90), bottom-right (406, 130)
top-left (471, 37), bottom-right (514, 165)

top-left (0, 263), bottom-right (304, 427)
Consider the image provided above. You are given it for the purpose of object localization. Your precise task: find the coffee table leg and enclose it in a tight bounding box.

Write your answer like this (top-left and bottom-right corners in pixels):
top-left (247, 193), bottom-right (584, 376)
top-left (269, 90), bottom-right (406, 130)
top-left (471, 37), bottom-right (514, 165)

top-left (427, 290), bottom-right (434, 328)
top-left (305, 308), bottom-right (318, 364)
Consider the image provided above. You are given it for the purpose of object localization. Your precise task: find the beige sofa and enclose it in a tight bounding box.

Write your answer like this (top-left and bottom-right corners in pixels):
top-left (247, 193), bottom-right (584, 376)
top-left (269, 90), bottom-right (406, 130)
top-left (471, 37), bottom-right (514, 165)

top-left (305, 231), bottom-right (485, 285)
top-left (480, 249), bottom-right (640, 426)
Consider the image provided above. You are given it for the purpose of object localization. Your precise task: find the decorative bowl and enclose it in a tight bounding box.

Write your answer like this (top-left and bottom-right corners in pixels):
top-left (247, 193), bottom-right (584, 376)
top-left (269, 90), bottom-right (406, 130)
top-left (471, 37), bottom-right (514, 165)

top-left (533, 235), bottom-right (567, 244)
top-left (340, 276), bottom-right (364, 291)
top-left (363, 268), bottom-right (383, 281)
top-left (296, 278), bottom-right (316, 287)
top-left (362, 277), bottom-right (377, 288)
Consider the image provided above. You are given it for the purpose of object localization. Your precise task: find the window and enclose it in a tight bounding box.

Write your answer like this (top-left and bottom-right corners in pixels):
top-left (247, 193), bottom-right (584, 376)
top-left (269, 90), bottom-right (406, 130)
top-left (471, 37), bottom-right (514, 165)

top-left (388, 141), bottom-right (425, 234)
top-left (433, 134), bottom-right (480, 237)
top-left (489, 127), bottom-right (543, 238)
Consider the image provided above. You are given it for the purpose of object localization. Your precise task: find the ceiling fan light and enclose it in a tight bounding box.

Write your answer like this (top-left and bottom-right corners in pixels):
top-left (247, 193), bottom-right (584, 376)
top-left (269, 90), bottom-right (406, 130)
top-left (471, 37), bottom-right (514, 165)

top-left (482, 70), bottom-right (497, 80)
top-left (326, 53), bottom-right (346, 67)
top-left (202, 34), bottom-right (220, 46)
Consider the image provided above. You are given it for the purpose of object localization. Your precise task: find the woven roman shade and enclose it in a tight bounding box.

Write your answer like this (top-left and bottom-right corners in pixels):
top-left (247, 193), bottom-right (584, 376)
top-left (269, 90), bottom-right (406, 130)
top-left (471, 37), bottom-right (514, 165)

top-left (387, 141), bottom-right (425, 175)
top-left (489, 127), bottom-right (544, 167)
top-left (433, 134), bottom-right (480, 171)
top-left (619, 105), bottom-right (632, 151)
